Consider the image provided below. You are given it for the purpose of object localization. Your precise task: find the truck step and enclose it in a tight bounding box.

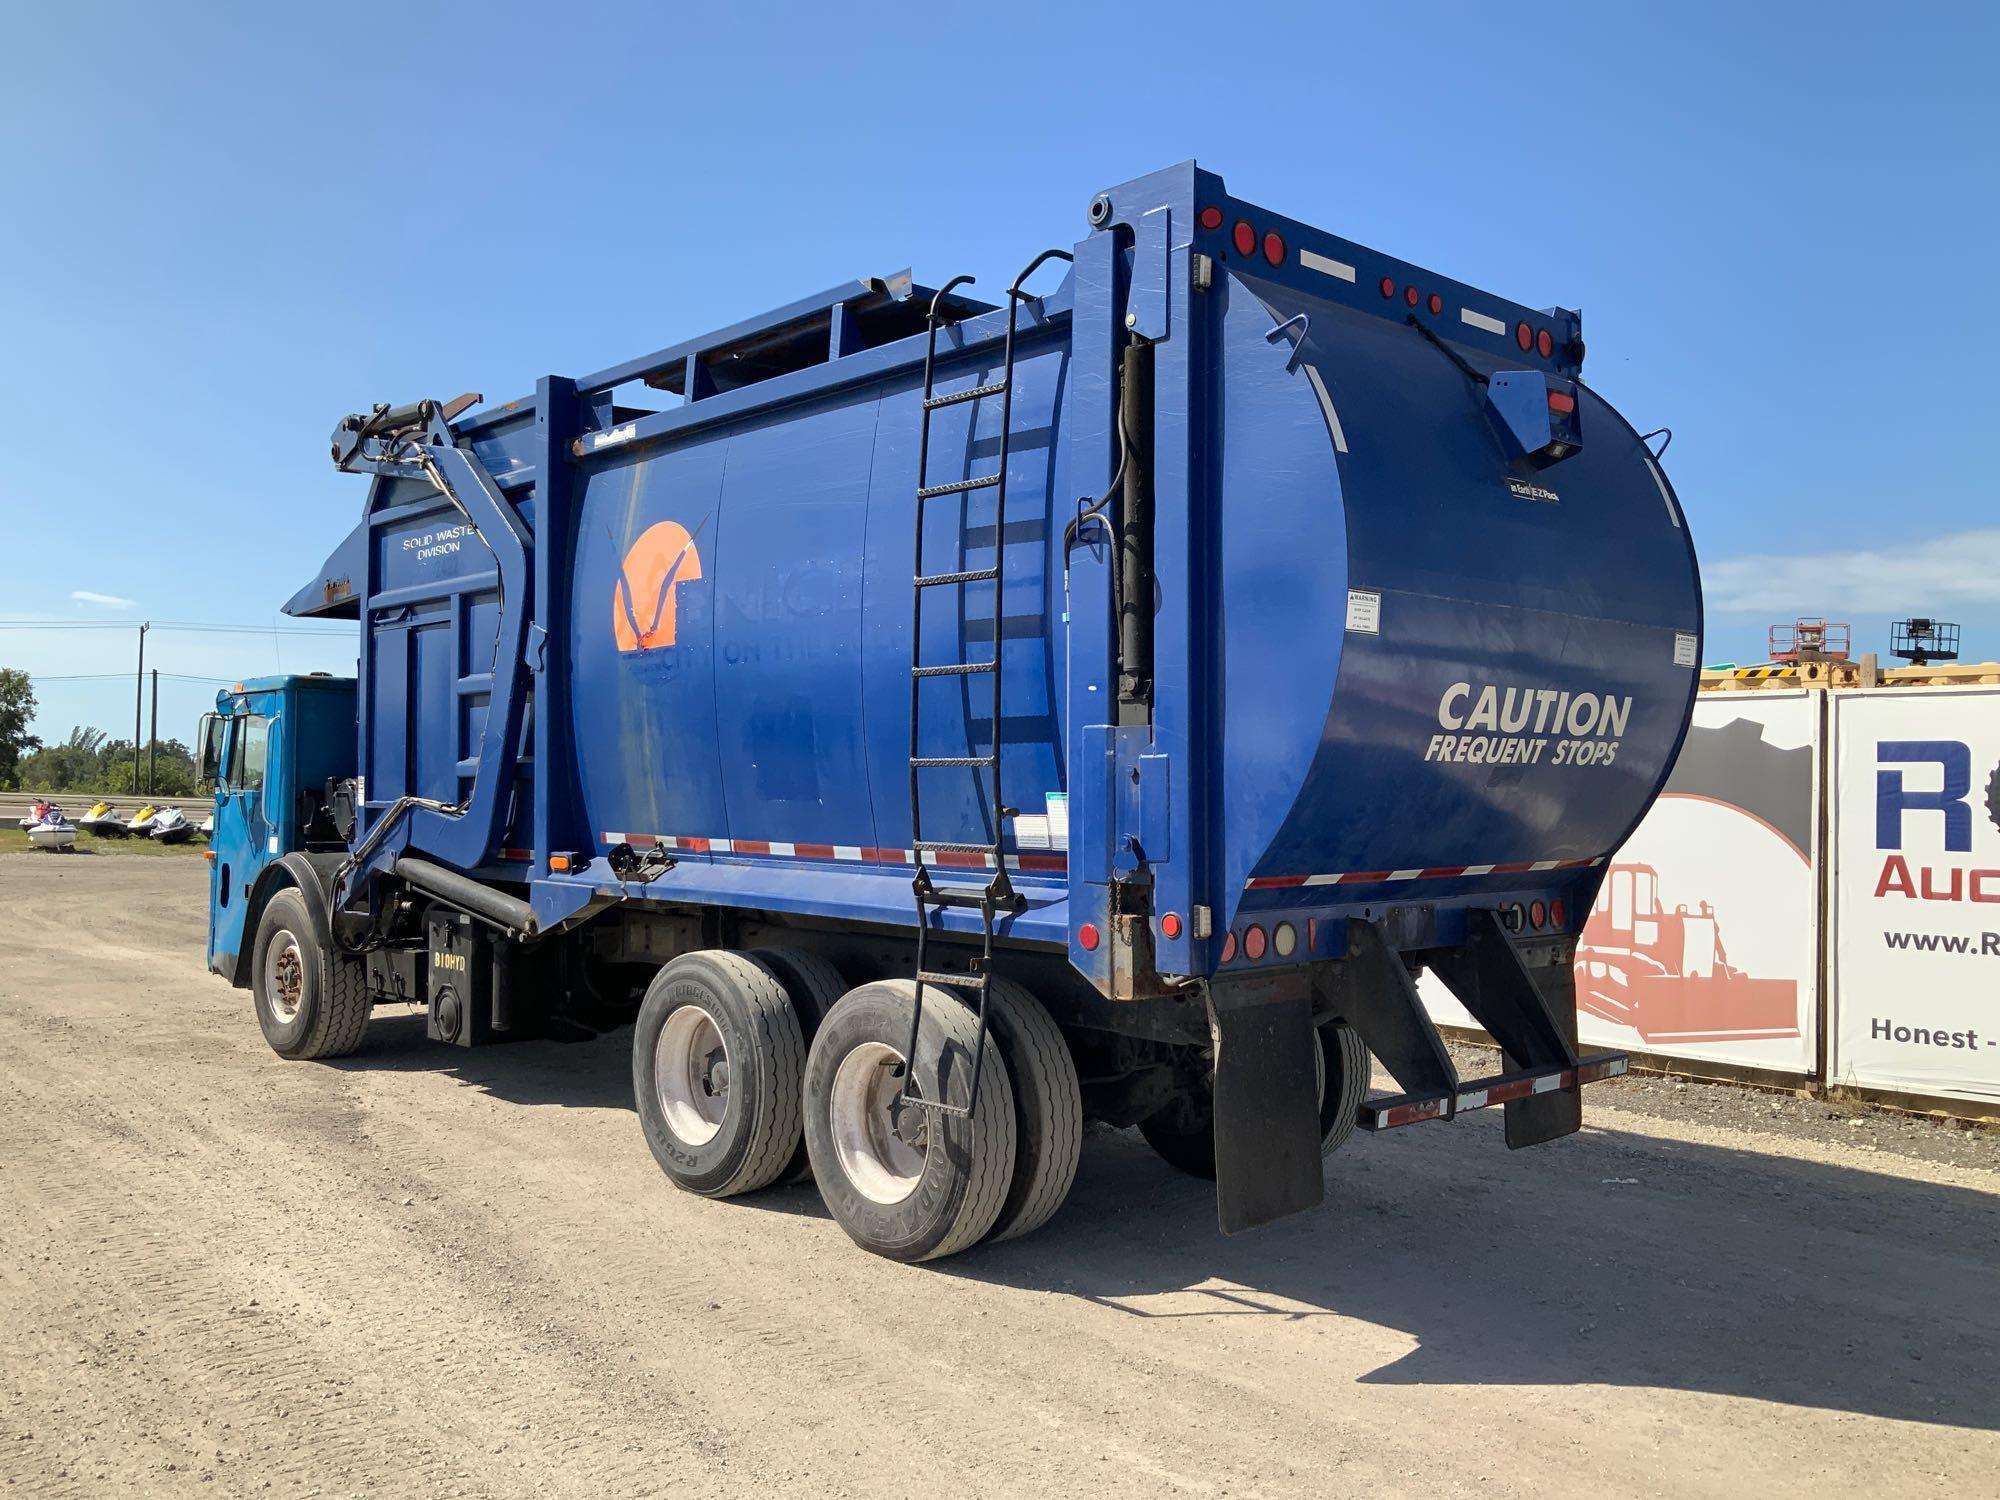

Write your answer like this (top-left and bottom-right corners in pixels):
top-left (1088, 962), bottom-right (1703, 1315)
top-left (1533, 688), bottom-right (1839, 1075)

top-left (914, 839), bottom-right (1001, 854)
top-left (917, 473), bottom-right (1001, 500)
top-left (916, 970), bottom-right (991, 990)
top-left (914, 567), bottom-right (999, 587)
top-left (911, 661), bottom-right (995, 677)
top-left (911, 755), bottom-right (994, 768)
top-left (923, 381), bottom-right (1008, 411)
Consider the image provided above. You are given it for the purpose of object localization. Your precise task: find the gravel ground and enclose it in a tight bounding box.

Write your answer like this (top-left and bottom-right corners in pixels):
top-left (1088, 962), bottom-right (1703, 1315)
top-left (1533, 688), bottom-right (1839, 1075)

top-left (1445, 1040), bottom-right (1999, 1173)
top-left (2, 855), bottom-right (1996, 1499)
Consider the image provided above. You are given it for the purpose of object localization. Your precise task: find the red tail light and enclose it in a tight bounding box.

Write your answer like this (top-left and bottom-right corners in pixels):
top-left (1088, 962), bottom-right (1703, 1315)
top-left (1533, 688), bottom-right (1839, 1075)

top-left (1404, 284), bottom-right (1420, 307)
top-left (1427, 292), bottom-right (1443, 315)
top-left (1220, 931), bottom-right (1238, 963)
top-left (1547, 389), bottom-right (1576, 415)
top-left (1262, 230), bottom-right (1286, 267)
top-left (1243, 925), bottom-right (1268, 961)
top-left (1233, 221), bottom-right (1257, 257)
top-left (1198, 205), bottom-right (1224, 231)
top-left (1379, 276), bottom-right (1396, 298)
top-left (1537, 329), bottom-right (1555, 358)
top-left (1160, 911), bottom-right (1183, 939)
top-left (1551, 898), bottom-right (1568, 928)
top-left (1529, 900), bottom-right (1548, 929)
top-left (1515, 321), bottom-right (1534, 351)
top-left (1078, 922), bottom-right (1100, 952)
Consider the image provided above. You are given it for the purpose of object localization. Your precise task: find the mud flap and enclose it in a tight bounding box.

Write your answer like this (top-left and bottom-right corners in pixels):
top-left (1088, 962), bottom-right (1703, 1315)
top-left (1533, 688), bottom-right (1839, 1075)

top-left (1429, 909), bottom-right (1582, 1148)
top-left (1206, 981), bottom-right (1323, 1234)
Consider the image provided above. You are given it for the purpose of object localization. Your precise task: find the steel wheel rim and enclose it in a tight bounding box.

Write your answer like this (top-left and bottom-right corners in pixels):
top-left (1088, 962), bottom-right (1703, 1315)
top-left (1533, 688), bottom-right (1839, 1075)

top-left (829, 1040), bottom-right (926, 1205)
top-left (263, 929), bottom-right (305, 1026)
top-left (655, 1005), bottom-right (729, 1147)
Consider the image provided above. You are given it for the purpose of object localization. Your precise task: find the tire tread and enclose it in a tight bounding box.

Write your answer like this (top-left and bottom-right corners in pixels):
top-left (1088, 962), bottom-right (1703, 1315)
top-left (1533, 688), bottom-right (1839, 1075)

top-left (984, 977), bottom-right (1082, 1243)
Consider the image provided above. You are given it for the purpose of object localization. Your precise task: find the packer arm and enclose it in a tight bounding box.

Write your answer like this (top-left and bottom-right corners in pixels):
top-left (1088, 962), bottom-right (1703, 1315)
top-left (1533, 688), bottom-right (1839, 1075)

top-left (325, 392), bottom-right (535, 899)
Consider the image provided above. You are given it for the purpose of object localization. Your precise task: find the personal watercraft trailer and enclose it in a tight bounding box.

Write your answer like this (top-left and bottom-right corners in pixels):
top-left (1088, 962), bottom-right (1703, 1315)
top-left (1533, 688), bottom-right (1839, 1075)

top-left (201, 162), bottom-right (1700, 1261)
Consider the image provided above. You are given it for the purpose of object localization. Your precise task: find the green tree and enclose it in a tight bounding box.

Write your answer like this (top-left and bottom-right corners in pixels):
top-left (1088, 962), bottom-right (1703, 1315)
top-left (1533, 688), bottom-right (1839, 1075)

top-left (0, 668), bottom-right (39, 789)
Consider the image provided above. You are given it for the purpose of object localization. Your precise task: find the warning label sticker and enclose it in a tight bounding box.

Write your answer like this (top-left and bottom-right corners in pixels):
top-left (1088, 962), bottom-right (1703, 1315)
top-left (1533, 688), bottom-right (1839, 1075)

top-left (1345, 589), bottom-right (1381, 636)
top-left (1674, 632), bottom-right (1699, 668)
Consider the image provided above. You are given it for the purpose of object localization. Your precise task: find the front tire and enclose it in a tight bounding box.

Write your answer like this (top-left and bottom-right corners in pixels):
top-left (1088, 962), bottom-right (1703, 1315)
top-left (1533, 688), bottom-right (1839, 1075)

top-left (251, 886), bottom-right (371, 1060)
top-left (804, 981), bottom-right (1016, 1262)
top-left (633, 951), bottom-right (805, 1199)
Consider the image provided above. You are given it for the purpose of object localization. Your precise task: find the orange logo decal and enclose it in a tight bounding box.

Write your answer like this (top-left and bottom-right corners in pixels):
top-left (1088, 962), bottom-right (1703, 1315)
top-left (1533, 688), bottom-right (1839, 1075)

top-left (613, 520), bottom-right (705, 652)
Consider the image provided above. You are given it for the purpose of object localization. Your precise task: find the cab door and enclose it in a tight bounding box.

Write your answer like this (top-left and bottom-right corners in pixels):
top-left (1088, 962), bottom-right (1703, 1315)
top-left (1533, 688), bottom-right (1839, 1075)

top-left (206, 695), bottom-right (278, 976)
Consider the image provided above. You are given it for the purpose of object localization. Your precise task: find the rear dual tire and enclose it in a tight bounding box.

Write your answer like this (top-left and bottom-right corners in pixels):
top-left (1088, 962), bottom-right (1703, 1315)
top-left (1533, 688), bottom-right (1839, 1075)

top-left (633, 951), bottom-right (806, 1198)
top-left (1138, 1021), bottom-right (1368, 1179)
top-left (802, 980), bottom-right (1017, 1262)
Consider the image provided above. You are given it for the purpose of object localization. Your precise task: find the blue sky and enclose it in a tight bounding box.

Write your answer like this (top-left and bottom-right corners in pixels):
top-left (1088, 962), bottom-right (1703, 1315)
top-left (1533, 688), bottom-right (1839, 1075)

top-left (2, 0), bottom-right (1995, 742)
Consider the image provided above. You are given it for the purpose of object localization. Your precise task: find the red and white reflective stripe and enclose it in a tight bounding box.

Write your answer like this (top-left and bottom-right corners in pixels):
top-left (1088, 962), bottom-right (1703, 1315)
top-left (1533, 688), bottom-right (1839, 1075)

top-left (1244, 855), bottom-right (1603, 891)
top-left (1371, 1056), bottom-right (1629, 1130)
top-left (598, 833), bottom-right (1066, 873)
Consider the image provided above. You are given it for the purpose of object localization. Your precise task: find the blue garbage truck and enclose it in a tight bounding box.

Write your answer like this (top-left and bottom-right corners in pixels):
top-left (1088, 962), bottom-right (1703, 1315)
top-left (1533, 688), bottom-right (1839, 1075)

top-left (198, 162), bottom-right (1700, 1261)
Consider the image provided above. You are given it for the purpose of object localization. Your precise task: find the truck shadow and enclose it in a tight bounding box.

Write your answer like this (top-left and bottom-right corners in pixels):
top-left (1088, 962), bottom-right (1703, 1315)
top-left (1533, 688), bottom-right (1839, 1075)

top-left (953, 1119), bottom-right (2000, 1432)
top-left (332, 1021), bottom-right (1999, 1429)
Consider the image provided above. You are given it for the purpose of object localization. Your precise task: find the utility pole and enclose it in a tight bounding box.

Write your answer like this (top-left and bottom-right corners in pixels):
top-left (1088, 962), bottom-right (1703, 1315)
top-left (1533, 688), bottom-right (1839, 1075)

top-left (148, 668), bottom-right (159, 795)
top-left (132, 622), bottom-right (149, 795)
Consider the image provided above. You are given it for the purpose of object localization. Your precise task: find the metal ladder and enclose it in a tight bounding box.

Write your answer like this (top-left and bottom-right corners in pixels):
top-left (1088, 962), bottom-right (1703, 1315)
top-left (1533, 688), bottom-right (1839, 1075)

top-left (901, 248), bottom-right (1073, 1116)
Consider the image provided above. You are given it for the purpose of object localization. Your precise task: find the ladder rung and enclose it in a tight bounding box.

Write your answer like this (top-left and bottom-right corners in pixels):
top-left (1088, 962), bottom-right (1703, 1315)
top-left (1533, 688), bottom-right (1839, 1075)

top-left (915, 567), bottom-right (998, 587)
top-left (915, 840), bottom-right (1000, 854)
top-left (923, 381), bottom-right (1008, 411)
top-left (916, 970), bottom-right (992, 990)
top-left (911, 755), bottom-right (994, 768)
top-left (911, 661), bottom-right (995, 678)
top-left (918, 474), bottom-right (1002, 500)
top-left (918, 886), bottom-right (989, 910)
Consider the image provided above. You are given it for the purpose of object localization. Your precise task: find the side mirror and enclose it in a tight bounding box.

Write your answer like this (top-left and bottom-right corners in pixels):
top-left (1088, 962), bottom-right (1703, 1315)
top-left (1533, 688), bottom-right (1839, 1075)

top-left (197, 713), bottom-right (224, 789)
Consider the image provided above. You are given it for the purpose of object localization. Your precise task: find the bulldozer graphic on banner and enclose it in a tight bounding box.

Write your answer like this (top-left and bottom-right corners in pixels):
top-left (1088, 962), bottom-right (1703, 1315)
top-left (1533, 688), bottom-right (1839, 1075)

top-left (1578, 863), bottom-right (1801, 1045)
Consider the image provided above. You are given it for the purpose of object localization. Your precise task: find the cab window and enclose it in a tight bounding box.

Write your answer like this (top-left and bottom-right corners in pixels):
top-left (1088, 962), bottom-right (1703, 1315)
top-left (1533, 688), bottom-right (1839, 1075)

top-left (226, 715), bottom-right (270, 793)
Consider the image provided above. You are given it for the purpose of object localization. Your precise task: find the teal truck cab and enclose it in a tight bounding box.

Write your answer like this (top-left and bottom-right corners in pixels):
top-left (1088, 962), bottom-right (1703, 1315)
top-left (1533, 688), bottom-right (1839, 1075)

top-left (198, 674), bottom-right (359, 982)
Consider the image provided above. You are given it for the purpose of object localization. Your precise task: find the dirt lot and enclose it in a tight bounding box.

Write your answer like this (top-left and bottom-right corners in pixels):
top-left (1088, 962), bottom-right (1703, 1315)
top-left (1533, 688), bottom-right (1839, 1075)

top-left (2, 856), bottom-right (1995, 1498)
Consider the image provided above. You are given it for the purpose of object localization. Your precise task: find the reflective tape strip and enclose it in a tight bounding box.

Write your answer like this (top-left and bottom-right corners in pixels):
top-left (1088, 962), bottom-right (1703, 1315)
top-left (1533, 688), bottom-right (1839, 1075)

top-left (1461, 308), bottom-right (1507, 336)
top-left (1245, 855), bottom-right (1605, 890)
top-left (595, 835), bottom-right (1065, 873)
top-left (1300, 248), bottom-right (1357, 282)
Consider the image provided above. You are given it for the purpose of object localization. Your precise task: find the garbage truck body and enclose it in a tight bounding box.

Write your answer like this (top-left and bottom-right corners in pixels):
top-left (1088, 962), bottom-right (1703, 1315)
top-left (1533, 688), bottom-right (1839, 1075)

top-left (200, 161), bottom-right (1700, 1260)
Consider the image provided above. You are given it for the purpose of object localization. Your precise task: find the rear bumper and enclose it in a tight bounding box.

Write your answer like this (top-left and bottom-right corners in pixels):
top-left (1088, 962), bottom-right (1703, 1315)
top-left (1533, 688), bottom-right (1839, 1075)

top-left (1358, 1053), bottom-right (1628, 1132)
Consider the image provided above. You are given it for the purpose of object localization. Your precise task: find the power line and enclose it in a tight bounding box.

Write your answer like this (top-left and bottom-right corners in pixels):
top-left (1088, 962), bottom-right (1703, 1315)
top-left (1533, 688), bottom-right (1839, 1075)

top-left (0, 619), bottom-right (351, 637)
top-left (30, 672), bottom-right (236, 684)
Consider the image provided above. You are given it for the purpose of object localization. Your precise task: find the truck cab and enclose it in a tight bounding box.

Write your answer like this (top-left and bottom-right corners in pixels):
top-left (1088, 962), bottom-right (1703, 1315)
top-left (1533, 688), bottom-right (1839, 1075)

top-left (199, 674), bottom-right (357, 980)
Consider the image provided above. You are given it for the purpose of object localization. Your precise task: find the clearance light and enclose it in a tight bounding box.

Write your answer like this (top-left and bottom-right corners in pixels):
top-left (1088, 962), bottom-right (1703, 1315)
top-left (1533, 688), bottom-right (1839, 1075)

top-left (1078, 922), bottom-right (1101, 952)
top-left (1198, 205), bottom-right (1224, 231)
top-left (1515, 321), bottom-right (1534, 352)
top-left (1263, 230), bottom-right (1286, 267)
top-left (1537, 329), bottom-right (1555, 358)
top-left (1243, 925), bottom-right (1268, 961)
top-left (1233, 221), bottom-right (1257, 257)
top-left (1160, 911), bottom-right (1184, 939)
top-left (1427, 293), bottom-right (1443, 315)
top-left (1379, 276), bottom-right (1396, 298)
top-left (1404, 284), bottom-right (1420, 307)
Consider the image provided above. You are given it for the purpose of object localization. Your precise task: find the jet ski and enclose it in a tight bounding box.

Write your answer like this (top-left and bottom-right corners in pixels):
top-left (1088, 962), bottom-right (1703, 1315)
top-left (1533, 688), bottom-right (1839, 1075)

top-left (197, 812), bottom-right (214, 840)
top-left (17, 798), bottom-right (50, 831)
top-left (127, 804), bottom-right (162, 836)
top-left (26, 806), bottom-right (76, 851)
top-left (78, 800), bottom-right (129, 837)
top-left (150, 806), bottom-right (195, 844)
